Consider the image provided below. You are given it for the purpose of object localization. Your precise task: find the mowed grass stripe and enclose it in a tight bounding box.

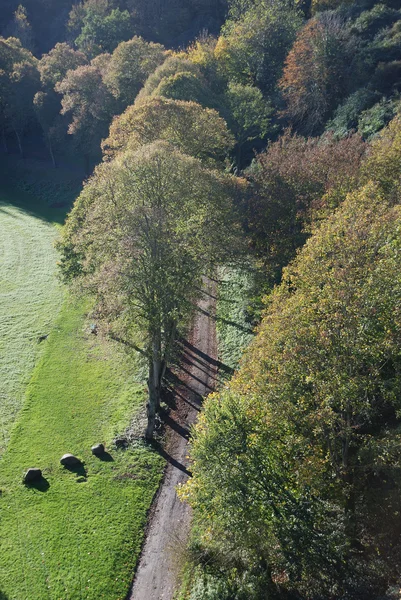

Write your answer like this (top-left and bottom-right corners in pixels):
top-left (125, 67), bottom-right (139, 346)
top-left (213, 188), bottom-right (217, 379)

top-left (0, 298), bottom-right (164, 600)
top-left (0, 199), bottom-right (64, 454)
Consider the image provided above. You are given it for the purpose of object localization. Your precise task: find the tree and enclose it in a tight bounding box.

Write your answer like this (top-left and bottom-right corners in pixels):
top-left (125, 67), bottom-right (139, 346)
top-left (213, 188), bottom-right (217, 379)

top-left (39, 43), bottom-right (87, 89)
top-left (224, 81), bottom-right (272, 168)
top-left (6, 5), bottom-right (34, 52)
top-left (58, 141), bottom-right (240, 438)
top-left (0, 37), bottom-right (39, 156)
top-left (56, 62), bottom-right (116, 172)
top-left (214, 0), bottom-right (302, 94)
top-left (136, 55), bottom-right (206, 103)
top-left (0, 36), bottom-right (39, 156)
top-left (103, 37), bottom-right (166, 109)
top-left (245, 131), bottom-right (365, 283)
top-left (36, 43), bottom-right (87, 165)
top-left (33, 91), bottom-right (63, 167)
top-left (75, 7), bottom-right (133, 57)
top-left (184, 124), bottom-right (401, 596)
top-left (279, 14), bottom-right (359, 134)
top-left (103, 97), bottom-right (235, 167)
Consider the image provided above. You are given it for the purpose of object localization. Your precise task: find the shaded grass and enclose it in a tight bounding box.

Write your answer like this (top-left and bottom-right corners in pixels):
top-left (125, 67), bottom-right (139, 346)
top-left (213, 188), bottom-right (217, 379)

top-left (216, 266), bottom-right (255, 373)
top-left (0, 196), bottom-right (64, 454)
top-left (0, 154), bottom-right (83, 225)
top-left (0, 297), bottom-right (164, 600)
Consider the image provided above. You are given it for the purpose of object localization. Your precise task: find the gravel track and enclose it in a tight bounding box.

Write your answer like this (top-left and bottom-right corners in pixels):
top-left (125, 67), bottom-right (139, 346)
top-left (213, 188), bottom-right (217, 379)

top-left (129, 280), bottom-right (218, 600)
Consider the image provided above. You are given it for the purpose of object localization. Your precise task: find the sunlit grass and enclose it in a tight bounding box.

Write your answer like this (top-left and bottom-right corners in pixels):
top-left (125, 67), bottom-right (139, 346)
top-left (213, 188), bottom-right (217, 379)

top-left (0, 194), bottom-right (64, 454)
top-left (0, 297), bottom-right (164, 600)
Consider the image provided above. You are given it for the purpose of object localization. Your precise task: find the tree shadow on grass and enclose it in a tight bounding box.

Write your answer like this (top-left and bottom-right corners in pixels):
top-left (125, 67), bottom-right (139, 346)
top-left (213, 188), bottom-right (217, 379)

top-left (0, 590), bottom-right (10, 599)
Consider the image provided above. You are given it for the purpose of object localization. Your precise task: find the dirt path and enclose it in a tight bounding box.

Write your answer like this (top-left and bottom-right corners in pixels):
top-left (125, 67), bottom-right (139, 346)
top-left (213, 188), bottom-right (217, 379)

top-left (129, 281), bottom-right (219, 600)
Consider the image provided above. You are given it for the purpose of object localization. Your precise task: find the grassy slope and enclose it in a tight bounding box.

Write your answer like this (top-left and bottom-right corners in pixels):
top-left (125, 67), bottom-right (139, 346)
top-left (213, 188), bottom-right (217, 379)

top-left (0, 188), bottom-right (64, 455)
top-left (0, 298), bottom-right (164, 600)
top-left (0, 162), bottom-right (164, 599)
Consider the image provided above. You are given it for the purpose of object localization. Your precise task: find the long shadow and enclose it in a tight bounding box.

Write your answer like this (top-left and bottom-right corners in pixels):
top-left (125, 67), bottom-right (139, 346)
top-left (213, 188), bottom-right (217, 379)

top-left (0, 156), bottom-right (83, 225)
top-left (25, 475), bottom-right (50, 492)
top-left (0, 190), bottom-right (68, 226)
top-left (159, 408), bottom-right (190, 440)
top-left (195, 305), bottom-right (254, 335)
top-left (151, 440), bottom-right (192, 477)
top-left (164, 369), bottom-right (203, 403)
top-left (178, 363), bottom-right (215, 391)
top-left (163, 382), bottom-right (201, 412)
top-left (0, 590), bottom-right (9, 599)
top-left (180, 339), bottom-right (235, 376)
top-left (180, 353), bottom-right (225, 385)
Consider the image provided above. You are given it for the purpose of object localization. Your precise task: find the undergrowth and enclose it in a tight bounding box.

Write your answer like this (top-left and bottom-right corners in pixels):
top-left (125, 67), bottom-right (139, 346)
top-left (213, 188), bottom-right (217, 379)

top-left (216, 266), bottom-right (255, 374)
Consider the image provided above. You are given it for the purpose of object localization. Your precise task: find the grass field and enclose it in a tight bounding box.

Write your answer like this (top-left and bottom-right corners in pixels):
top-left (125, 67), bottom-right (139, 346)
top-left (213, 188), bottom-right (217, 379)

top-left (0, 166), bottom-right (165, 599)
top-left (0, 188), bottom-right (65, 455)
top-left (0, 298), bottom-right (164, 600)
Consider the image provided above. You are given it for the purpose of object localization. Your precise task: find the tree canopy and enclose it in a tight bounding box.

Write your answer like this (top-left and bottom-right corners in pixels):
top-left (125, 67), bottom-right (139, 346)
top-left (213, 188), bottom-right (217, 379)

top-left (59, 140), bottom-right (241, 438)
top-left (103, 97), bottom-right (235, 168)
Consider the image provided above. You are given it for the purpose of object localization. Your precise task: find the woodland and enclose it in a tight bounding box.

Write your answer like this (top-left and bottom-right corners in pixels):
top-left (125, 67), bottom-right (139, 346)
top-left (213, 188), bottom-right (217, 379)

top-left (1, 0), bottom-right (401, 598)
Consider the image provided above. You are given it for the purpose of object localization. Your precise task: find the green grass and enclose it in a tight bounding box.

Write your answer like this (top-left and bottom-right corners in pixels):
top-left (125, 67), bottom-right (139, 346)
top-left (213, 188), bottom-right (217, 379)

top-left (0, 192), bottom-right (64, 455)
top-left (216, 266), bottom-right (255, 373)
top-left (0, 163), bottom-right (164, 599)
top-left (0, 297), bottom-right (164, 600)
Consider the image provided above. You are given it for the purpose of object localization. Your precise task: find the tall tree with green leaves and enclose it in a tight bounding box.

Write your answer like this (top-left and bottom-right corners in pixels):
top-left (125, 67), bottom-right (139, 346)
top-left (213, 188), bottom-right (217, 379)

top-left (75, 7), bottom-right (133, 57)
top-left (224, 81), bottom-right (272, 168)
top-left (215, 0), bottom-right (303, 94)
top-left (103, 97), bottom-right (235, 167)
top-left (103, 37), bottom-right (166, 109)
top-left (58, 141), bottom-right (240, 438)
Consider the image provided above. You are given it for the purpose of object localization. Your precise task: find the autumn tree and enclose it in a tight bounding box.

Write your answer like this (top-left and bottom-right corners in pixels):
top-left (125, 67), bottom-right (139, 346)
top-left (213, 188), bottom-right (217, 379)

top-left (279, 13), bottom-right (359, 134)
top-left (224, 82), bottom-right (272, 168)
top-left (245, 131), bottom-right (365, 283)
top-left (103, 97), bottom-right (234, 168)
top-left (58, 141), bottom-right (240, 438)
top-left (103, 37), bottom-right (166, 109)
top-left (5, 5), bottom-right (34, 52)
top-left (38, 43), bottom-right (87, 89)
top-left (215, 0), bottom-right (302, 94)
top-left (184, 117), bottom-right (401, 597)
top-left (136, 55), bottom-right (215, 107)
top-left (35, 43), bottom-right (87, 165)
top-left (56, 61), bottom-right (116, 172)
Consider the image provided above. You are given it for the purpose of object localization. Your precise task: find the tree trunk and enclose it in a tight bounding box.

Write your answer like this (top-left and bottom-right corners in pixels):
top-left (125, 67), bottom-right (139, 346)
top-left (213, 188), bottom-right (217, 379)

top-left (235, 143), bottom-right (242, 173)
top-left (161, 320), bottom-right (177, 382)
top-left (145, 330), bottom-right (163, 440)
top-left (14, 129), bottom-right (23, 158)
top-left (48, 135), bottom-right (57, 168)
